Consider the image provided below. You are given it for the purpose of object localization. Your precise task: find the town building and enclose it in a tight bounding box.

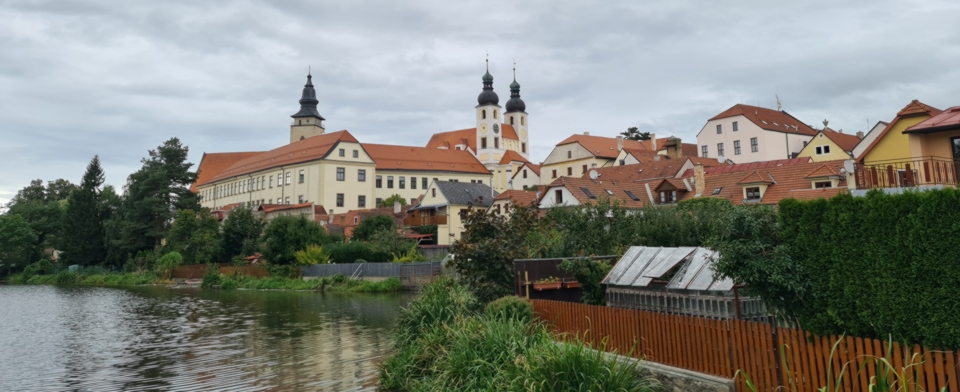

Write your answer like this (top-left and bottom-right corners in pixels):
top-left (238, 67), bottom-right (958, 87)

top-left (796, 127), bottom-right (862, 162)
top-left (406, 181), bottom-right (498, 245)
top-left (850, 121), bottom-right (889, 159)
top-left (697, 104), bottom-right (818, 164)
top-left (511, 162), bottom-right (541, 190)
top-left (488, 189), bottom-right (541, 215)
top-left (539, 133), bottom-right (652, 183)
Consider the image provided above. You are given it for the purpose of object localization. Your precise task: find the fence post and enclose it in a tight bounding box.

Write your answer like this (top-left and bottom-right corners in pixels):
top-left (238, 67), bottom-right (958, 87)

top-left (769, 316), bottom-right (784, 389)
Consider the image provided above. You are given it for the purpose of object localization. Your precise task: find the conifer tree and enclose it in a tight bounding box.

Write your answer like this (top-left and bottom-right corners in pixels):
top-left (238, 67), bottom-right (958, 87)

top-left (60, 156), bottom-right (107, 266)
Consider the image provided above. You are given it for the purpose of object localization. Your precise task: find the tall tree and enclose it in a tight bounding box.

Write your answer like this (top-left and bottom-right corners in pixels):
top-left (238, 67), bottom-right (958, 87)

top-left (5, 179), bottom-right (73, 253)
top-left (60, 156), bottom-right (107, 266)
top-left (166, 209), bottom-right (222, 265)
top-left (0, 214), bottom-right (40, 270)
top-left (221, 207), bottom-right (265, 259)
top-left (620, 126), bottom-right (652, 141)
top-left (111, 138), bottom-right (200, 258)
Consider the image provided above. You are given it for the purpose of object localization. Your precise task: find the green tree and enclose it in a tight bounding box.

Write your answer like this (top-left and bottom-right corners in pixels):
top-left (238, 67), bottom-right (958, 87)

top-left (166, 209), bottom-right (222, 265)
top-left (260, 215), bottom-right (330, 265)
top-left (60, 156), bottom-right (108, 266)
top-left (620, 126), bottom-right (652, 141)
top-left (352, 214), bottom-right (396, 241)
top-left (5, 179), bottom-right (74, 253)
top-left (111, 138), bottom-right (200, 258)
top-left (100, 185), bottom-right (126, 266)
top-left (0, 214), bottom-right (40, 270)
top-left (558, 257), bottom-right (613, 305)
top-left (380, 194), bottom-right (406, 208)
top-left (221, 207), bottom-right (265, 258)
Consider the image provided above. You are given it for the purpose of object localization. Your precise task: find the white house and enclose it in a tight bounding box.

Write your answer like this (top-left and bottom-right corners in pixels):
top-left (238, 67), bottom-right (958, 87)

top-left (697, 104), bottom-right (818, 164)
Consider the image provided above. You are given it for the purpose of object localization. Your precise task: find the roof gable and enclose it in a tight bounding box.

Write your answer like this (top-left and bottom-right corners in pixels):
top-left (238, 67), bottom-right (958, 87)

top-left (498, 150), bottom-right (530, 165)
top-left (737, 171), bottom-right (773, 185)
top-left (512, 163), bottom-right (541, 179)
top-left (819, 129), bottom-right (862, 152)
top-left (804, 164), bottom-right (841, 179)
top-left (192, 151), bottom-right (264, 191)
top-left (426, 128), bottom-right (476, 151)
top-left (556, 134), bottom-right (648, 159)
top-left (856, 100), bottom-right (942, 161)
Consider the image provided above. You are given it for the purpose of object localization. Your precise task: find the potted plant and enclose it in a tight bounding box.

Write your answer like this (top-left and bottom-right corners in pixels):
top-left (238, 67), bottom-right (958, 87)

top-left (562, 278), bottom-right (581, 289)
top-left (533, 276), bottom-right (561, 291)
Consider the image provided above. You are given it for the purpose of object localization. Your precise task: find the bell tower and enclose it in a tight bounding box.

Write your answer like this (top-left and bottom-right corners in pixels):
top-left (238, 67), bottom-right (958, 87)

top-left (504, 63), bottom-right (529, 159)
top-left (290, 72), bottom-right (326, 144)
top-left (475, 58), bottom-right (501, 164)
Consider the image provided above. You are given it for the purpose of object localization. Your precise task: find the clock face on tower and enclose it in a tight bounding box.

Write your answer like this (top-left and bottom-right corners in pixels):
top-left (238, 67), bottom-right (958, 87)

top-left (520, 129), bottom-right (527, 139)
top-left (479, 123), bottom-right (487, 134)
top-left (493, 124), bottom-right (500, 134)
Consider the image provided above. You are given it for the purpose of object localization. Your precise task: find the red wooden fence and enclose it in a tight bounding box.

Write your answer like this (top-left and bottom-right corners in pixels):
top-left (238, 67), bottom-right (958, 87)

top-left (532, 299), bottom-right (959, 392)
top-left (172, 264), bottom-right (269, 279)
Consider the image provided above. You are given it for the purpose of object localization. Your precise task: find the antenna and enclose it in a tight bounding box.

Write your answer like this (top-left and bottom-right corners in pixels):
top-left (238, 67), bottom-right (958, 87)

top-left (589, 170), bottom-right (599, 180)
top-left (776, 94), bottom-right (782, 111)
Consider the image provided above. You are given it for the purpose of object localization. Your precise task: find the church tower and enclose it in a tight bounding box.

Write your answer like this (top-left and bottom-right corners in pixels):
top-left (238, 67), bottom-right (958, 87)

top-left (504, 65), bottom-right (529, 159)
top-left (290, 72), bottom-right (325, 144)
top-left (475, 59), bottom-right (501, 164)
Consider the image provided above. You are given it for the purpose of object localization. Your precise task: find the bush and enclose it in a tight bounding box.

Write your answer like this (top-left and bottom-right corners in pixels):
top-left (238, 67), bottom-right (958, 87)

top-left (484, 296), bottom-right (533, 322)
top-left (558, 257), bottom-right (613, 305)
top-left (154, 252), bottom-right (182, 280)
top-left (22, 259), bottom-right (54, 279)
top-left (326, 242), bottom-right (389, 264)
top-left (293, 244), bottom-right (331, 265)
top-left (201, 264), bottom-right (221, 288)
top-left (351, 214), bottom-right (396, 241)
top-left (219, 276), bottom-right (239, 290)
top-left (55, 271), bottom-right (80, 285)
top-left (264, 264), bottom-right (299, 279)
top-left (260, 215), bottom-right (331, 265)
top-left (391, 246), bottom-right (427, 263)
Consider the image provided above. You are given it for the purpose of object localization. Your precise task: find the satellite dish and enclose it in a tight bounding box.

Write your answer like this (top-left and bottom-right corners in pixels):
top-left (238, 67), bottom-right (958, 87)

top-left (843, 160), bottom-right (855, 174)
top-left (589, 170), bottom-right (599, 180)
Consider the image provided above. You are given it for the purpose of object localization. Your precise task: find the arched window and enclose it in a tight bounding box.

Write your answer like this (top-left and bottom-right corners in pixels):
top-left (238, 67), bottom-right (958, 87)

top-left (298, 120), bottom-right (301, 125)
top-left (510, 117), bottom-right (515, 125)
top-left (521, 117), bottom-right (526, 126)
top-left (482, 110), bottom-right (486, 119)
top-left (493, 110), bottom-right (498, 119)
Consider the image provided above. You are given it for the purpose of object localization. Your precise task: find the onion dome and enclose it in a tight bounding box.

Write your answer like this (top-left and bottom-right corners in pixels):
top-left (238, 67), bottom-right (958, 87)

top-left (504, 68), bottom-right (526, 113)
top-left (291, 73), bottom-right (325, 119)
top-left (477, 60), bottom-right (499, 106)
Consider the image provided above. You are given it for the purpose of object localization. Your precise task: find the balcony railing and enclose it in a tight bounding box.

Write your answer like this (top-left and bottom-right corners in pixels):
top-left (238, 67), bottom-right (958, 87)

top-left (854, 157), bottom-right (960, 189)
top-left (403, 215), bottom-right (448, 226)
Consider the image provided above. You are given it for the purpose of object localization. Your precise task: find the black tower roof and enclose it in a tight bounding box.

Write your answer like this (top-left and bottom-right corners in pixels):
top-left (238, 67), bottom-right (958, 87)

top-left (504, 66), bottom-right (526, 113)
top-left (291, 73), bottom-right (325, 119)
top-left (477, 59), bottom-right (499, 106)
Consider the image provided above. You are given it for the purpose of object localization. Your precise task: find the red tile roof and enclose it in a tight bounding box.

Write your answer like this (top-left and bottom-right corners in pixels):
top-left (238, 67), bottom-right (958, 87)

top-left (696, 160), bottom-right (847, 206)
top-left (258, 202), bottom-right (314, 213)
top-left (425, 123), bottom-right (520, 151)
top-left (512, 162), bottom-right (541, 179)
top-left (556, 134), bottom-right (649, 159)
top-left (857, 100), bottom-right (942, 162)
top-left (819, 129), bottom-right (862, 152)
top-left (581, 160), bottom-right (688, 183)
top-left (904, 106), bottom-right (960, 134)
top-left (500, 124), bottom-right (519, 140)
top-left (621, 148), bottom-right (661, 163)
top-left (804, 164), bottom-right (842, 179)
top-left (783, 187), bottom-right (847, 201)
top-left (493, 189), bottom-right (540, 206)
top-left (709, 104), bottom-right (818, 136)
top-left (192, 152), bottom-right (264, 191)
top-left (737, 171), bottom-right (774, 185)
top-left (362, 143), bottom-right (490, 174)
top-left (679, 157), bottom-right (812, 178)
top-left (546, 176), bottom-right (658, 207)
top-left (201, 131), bottom-right (358, 186)
top-left (498, 149), bottom-right (530, 165)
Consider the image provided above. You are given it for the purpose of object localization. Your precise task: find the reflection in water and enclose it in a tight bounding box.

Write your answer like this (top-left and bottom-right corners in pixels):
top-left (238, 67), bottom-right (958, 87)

top-left (0, 285), bottom-right (409, 391)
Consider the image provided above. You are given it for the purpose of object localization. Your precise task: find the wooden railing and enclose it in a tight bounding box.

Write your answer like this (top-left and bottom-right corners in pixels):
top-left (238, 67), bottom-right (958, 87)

top-left (532, 299), bottom-right (960, 392)
top-left (403, 215), bottom-right (447, 226)
top-left (855, 157), bottom-right (960, 189)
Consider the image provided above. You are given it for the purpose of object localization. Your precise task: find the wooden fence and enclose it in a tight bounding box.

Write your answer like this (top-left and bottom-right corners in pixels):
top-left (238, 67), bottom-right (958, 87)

top-left (532, 300), bottom-right (960, 392)
top-left (172, 264), bottom-right (269, 280)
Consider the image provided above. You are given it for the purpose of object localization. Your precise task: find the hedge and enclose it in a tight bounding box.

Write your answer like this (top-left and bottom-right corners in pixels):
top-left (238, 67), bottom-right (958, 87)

top-left (778, 188), bottom-right (960, 349)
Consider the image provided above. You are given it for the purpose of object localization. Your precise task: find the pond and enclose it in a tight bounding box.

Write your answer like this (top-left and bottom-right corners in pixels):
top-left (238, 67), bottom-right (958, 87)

top-left (0, 284), bottom-right (410, 391)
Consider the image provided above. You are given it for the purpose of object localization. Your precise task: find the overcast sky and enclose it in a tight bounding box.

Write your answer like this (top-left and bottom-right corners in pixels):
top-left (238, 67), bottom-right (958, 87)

top-left (2, 0), bottom-right (959, 206)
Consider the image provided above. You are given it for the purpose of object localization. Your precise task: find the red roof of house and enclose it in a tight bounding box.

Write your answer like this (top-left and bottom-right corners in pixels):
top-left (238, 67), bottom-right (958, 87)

top-left (362, 143), bottom-right (490, 174)
top-left (709, 104), bottom-right (818, 136)
top-left (679, 157), bottom-right (812, 178)
top-left (493, 189), bottom-right (540, 206)
top-left (696, 160), bottom-right (848, 206)
top-left (737, 171), bottom-right (774, 185)
top-left (857, 100), bottom-right (942, 162)
top-left (556, 134), bottom-right (649, 159)
top-left (621, 148), bottom-right (661, 163)
top-left (819, 129), bottom-right (862, 152)
top-left (425, 124), bottom-right (520, 151)
top-left (581, 160), bottom-right (690, 183)
top-left (201, 131), bottom-right (358, 185)
top-left (804, 164), bottom-right (842, 179)
top-left (192, 152), bottom-right (264, 191)
top-left (546, 176), bottom-right (658, 207)
top-left (258, 202), bottom-right (314, 213)
top-left (904, 106), bottom-right (960, 134)
top-left (498, 149), bottom-right (531, 165)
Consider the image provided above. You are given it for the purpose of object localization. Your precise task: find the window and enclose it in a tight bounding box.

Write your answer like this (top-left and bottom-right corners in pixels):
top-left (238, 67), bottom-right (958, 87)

top-left (582, 164), bottom-right (588, 174)
top-left (493, 110), bottom-right (498, 119)
top-left (660, 191), bottom-right (677, 204)
top-left (716, 124), bottom-right (722, 134)
top-left (399, 176), bottom-right (406, 189)
top-left (256, 177), bottom-right (260, 190)
top-left (814, 181), bottom-right (832, 189)
top-left (567, 167), bottom-right (573, 176)
top-left (521, 117), bottom-right (525, 126)
top-left (375, 198), bottom-right (382, 207)
top-left (411, 177), bottom-right (417, 189)
top-left (339, 148), bottom-right (345, 157)
top-left (358, 169), bottom-right (366, 181)
top-left (422, 177), bottom-right (428, 189)
top-left (354, 217), bottom-right (359, 224)
top-left (733, 121), bottom-right (738, 132)
top-left (624, 190), bottom-right (640, 201)
top-left (482, 109), bottom-right (486, 119)
top-left (358, 195), bottom-right (366, 208)
top-left (521, 143), bottom-right (526, 153)
top-left (815, 145), bottom-right (831, 155)
top-left (336, 167), bottom-right (345, 181)
top-left (481, 137), bottom-right (487, 149)
top-left (750, 137), bottom-right (759, 152)
top-left (431, 188), bottom-right (436, 197)
top-left (581, 187), bottom-right (596, 199)
top-left (285, 197), bottom-right (290, 205)
top-left (555, 189), bottom-right (563, 204)
top-left (353, 150), bottom-right (359, 158)
top-left (299, 170), bottom-right (305, 183)
top-left (270, 176), bottom-right (274, 188)
top-left (285, 173), bottom-right (291, 185)
top-left (717, 143), bottom-right (725, 157)
top-left (336, 193), bottom-right (344, 207)
top-left (376, 175), bottom-right (382, 188)
top-left (494, 138), bottom-right (499, 148)
top-left (745, 187), bottom-right (761, 200)
top-left (567, 151), bottom-right (572, 159)
top-left (552, 169), bottom-right (557, 178)
top-left (277, 198), bottom-right (282, 204)
top-left (387, 176), bottom-right (394, 188)
top-left (701, 145), bottom-right (708, 158)
top-left (298, 195), bottom-right (304, 204)
top-left (712, 187), bottom-right (722, 195)
top-left (734, 140), bottom-right (741, 155)
top-left (510, 117), bottom-right (515, 125)
top-left (522, 169), bottom-right (528, 179)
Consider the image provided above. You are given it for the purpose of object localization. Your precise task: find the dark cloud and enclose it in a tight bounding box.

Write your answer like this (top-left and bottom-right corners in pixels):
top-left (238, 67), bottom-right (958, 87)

top-left (2, 0), bottom-right (959, 205)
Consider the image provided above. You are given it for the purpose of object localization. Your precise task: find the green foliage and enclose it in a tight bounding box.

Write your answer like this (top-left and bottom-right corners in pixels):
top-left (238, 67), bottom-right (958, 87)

top-left (558, 257), bottom-right (613, 305)
top-left (0, 214), bottom-right (40, 268)
top-left (221, 207), bottom-right (264, 258)
top-left (410, 224), bottom-right (438, 245)
top-left (154, 252), bottom-right (182, 280)
top-left (380, 194), bottom-right (407, 208)
top-left (351, 214), bottom-right (396, 241)
top-left (59, 155), bottom-right (108, 267)
top-left (55, 271), bottom-right (80, 285)
top-left (16, 271), bottom-right (161, 286)
top-left (293, 244), bottom-right (331, 265)
top-left (260, 215), bottom-right (331, 265)
top-left (166, 209), bottom-right (222, 264)
top-left (620, 126), bottom-right (652, 141)
top-left (22, 259), bottom-right (54, 279)
top-left (325, 242), bottom-right (391, 264)
top-left (201, 264), bottom-right (222, 288)
top-left (378, 278), bottom-right (655, 392)
top-left (215, 274), bottom-right (401, 292)
top-left (264, 264), bottom-right (300, 279)
top-left (391, 246), bottom-right (427, 263)
top-left (484, 296), bottom-right (534, 322)
top-left (777, 189), bottom-right (960, 348)
top-left (368, 229), bottom-right (420, 262)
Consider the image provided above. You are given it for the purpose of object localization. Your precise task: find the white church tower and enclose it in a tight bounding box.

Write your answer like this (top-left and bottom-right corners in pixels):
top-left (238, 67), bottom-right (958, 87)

top-left (475, 59), bottom-right (502, 165)
top-left (504, 65), bottom-right (529, 159)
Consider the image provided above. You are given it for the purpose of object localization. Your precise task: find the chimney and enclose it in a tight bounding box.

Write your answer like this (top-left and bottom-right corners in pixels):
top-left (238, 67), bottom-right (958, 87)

top-left (665, 137), bottom-right (683, 159)
top-left (616, 136), bottom-right (624, 151)
top-left (693, 164), bottom-right (705, 197)
top-left (393, 200), bottom-right (401, 214)
top-left (856, 131), bottom-right (865, 139)
top-left (648, 133), bottom-right (657, 149)
top-left (584, 132), bottom-right (590, 136)
top-left (328, 209), bottom-right (334, 224)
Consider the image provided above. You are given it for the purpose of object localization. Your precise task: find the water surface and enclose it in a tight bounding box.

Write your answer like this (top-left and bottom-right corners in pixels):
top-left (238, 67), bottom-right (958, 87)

top-left (0, 284), bottom-right (408, 391)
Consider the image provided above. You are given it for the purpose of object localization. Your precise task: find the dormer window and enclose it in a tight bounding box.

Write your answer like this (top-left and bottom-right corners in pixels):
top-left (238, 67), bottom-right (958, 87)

top-left (746, 187), bottom-right (761, 200)
top-left (659, 191), bottom-right (677, 204)
top-left (814, 181), bottom-right (832, 189)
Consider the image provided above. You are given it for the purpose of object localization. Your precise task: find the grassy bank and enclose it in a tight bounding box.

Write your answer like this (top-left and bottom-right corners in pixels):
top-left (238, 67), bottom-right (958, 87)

top-left (8, 271), bottom-right (163, 285)
top-left (378, 277), bottom-right (656, 391)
